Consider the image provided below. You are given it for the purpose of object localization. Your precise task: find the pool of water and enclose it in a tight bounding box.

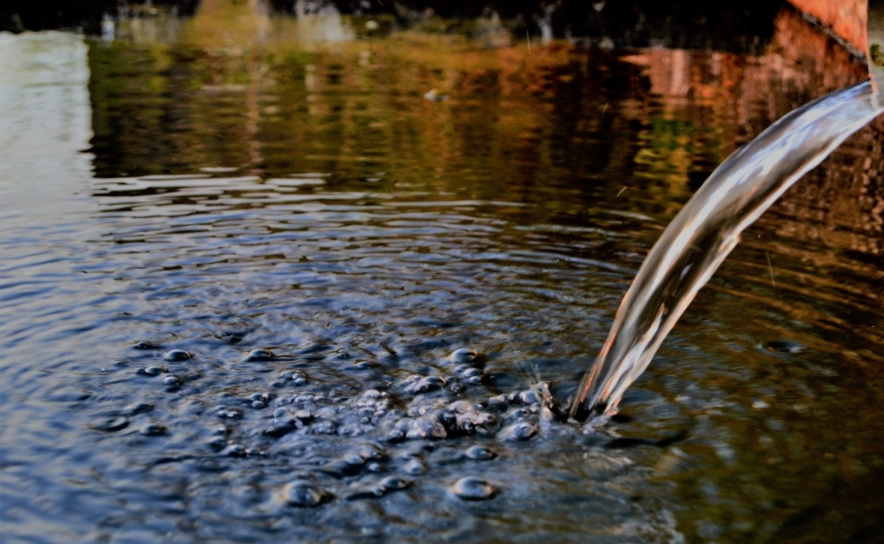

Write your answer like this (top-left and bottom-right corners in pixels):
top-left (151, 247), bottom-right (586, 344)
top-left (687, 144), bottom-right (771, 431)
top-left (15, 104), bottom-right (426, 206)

top-left (2, 4), bottom-right (884, 543)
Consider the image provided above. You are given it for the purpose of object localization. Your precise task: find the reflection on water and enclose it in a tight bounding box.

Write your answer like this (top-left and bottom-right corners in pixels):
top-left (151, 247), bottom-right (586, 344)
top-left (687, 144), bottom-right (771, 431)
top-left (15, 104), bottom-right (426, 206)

top-left (1, 3), bottom-right (884, 542)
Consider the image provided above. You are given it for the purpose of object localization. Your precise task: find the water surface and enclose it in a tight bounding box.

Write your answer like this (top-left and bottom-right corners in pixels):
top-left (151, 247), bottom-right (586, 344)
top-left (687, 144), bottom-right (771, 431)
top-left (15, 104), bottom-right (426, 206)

top-left (2, 6), bottom-right (884, 543)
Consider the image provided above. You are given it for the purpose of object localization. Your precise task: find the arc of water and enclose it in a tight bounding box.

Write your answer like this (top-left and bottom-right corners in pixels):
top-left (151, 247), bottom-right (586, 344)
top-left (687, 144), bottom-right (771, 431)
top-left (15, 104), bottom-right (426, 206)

top-left (569, 1), bottom-right (884, 420)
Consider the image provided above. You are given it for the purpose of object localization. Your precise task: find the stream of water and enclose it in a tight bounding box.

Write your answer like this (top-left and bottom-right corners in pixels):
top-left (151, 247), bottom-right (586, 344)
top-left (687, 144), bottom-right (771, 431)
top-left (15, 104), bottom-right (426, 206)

top-left (571, 81), bottom-right (884, 419)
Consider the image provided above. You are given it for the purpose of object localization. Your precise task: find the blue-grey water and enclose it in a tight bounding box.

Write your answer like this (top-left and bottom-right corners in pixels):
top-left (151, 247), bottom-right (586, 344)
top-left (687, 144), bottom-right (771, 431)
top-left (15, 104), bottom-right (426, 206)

top-left (1, 8), bottom-right (884, 543)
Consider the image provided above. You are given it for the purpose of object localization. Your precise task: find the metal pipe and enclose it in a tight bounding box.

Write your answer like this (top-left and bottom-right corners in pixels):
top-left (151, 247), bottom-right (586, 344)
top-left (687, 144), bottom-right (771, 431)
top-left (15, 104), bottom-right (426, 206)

top-left (868, 0), bottom-right (884, 97)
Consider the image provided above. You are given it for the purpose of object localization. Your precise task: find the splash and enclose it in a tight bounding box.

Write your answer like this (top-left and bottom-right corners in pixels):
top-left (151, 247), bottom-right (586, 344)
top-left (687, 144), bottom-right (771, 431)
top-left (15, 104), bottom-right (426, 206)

top-left (570, 80), bottom-right (884, 419)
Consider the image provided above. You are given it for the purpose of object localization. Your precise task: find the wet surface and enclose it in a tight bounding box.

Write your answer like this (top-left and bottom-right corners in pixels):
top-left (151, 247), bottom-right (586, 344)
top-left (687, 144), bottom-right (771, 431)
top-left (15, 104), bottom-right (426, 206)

top-left (2, 4), bottom-right (884, 543)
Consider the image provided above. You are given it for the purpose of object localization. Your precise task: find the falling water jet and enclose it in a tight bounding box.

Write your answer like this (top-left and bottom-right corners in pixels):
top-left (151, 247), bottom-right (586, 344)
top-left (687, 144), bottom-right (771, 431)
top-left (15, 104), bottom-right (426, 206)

top-left (570, 0), bottom-right (884, 421)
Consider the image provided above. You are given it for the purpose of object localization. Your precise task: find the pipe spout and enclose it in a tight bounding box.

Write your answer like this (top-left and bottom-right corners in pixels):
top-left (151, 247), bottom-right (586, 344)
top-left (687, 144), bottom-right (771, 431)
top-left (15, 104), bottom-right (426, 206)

top-left (868, 0), bottom-right (884, 97)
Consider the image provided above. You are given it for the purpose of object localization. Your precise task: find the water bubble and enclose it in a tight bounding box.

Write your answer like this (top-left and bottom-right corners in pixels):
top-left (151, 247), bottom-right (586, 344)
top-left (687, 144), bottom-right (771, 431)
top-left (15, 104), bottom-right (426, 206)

top-left (220, 332), bottom-right (243, 343)
top-left (450, 477), bottom-right (496, 500)
top-left (409, 376), bottom-right (446, 394)
top-left (226, 444), bottom-right (247, 457)
top-left (498, 422), bottom-right (537, 441)
top-left (448, 348), bottom-right (485, 366)
top-left (246, 349), bottom-right (275, 361)
top-left (464, 445), bottom-right (497, 460)
top-left (125, 402), bottom-right (154, 415)
top-left (403, 458), bottom-right (426, 475)
top-left (766, 340), bottom-right (805, 353)
top-left (517, 390), bottom-right (541, 405)
top-left (264, 418), bottom-right (297, 438)
top-left (277, 370), bottom-right (307, 386)
top-left (133, 341), bottom-right (152, 350)
top-left (448, 400), bottom-right (474, 414)
top-left (357, 443), bottom-right (386, 461)
top-left (164, 375), bottom-right (182, 387)
top-left (407, 416), bottom-right (447, 439)
top-left (281, 481), bottom-right (333, 507)
top-left (137, 366), bottom-right (164, 377)
top-left (215, 407), bottom-right (243, 419)
top-left (164, 349), bottom-right (193, 362)
top-left (485, 395), bottom-right (508, 412)
top-left (140, 423), bottom-right (166, 436)
top-left (344, 488), bottom-right (384, 501)
top-left (378, 476), bottom-right (410, 491)
top-left (91, 417), bottom-right (129, 432)
top-left (311, 421), bottom-right (337, 434)
top-left (456, 411), bottom-right (497, 435)
top-left (250, 392), bottom-right (270, 403)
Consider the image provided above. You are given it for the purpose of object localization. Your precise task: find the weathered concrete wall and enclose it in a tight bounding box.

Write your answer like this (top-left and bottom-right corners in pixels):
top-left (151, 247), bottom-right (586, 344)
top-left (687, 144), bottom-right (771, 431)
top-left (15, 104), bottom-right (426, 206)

top-left (787, 0), bottom-right (866, 52)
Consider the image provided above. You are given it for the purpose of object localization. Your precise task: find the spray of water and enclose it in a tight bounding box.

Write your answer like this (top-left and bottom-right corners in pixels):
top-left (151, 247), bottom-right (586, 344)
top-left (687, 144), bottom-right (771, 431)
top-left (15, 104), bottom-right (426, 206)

top-left (570, 80), bottom-right (884, 420)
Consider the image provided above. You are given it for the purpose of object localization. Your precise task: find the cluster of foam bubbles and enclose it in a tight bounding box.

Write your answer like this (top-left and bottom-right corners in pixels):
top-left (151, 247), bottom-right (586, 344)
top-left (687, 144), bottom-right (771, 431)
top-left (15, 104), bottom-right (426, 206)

top-left (96, 343), bottom-right (588, 508)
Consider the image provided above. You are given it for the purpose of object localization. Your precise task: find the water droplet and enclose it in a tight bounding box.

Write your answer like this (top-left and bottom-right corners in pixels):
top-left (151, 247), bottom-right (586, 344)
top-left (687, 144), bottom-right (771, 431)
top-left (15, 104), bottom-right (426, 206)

top-left (281, 481), bottom-right (332, 507)
top-left (450, 477), bottom-right (496, 500)
top-left (765, 340), bottom-right (804, 353)
top-left (164, 349), bottom-right (193, 362)
top-left (133, 341), bottom-right (152, 350)
top-left (137, 365), bottom-right (164, 377)
top-left (164, 375), bottom-right (182, 387)
top-left (464, 445), bottom-right (497, 460)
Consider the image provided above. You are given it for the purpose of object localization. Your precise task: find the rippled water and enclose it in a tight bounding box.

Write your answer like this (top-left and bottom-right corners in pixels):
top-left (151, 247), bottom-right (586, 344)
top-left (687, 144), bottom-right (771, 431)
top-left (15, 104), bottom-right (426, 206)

top-left (2, 6), bottom-right (884, 543)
